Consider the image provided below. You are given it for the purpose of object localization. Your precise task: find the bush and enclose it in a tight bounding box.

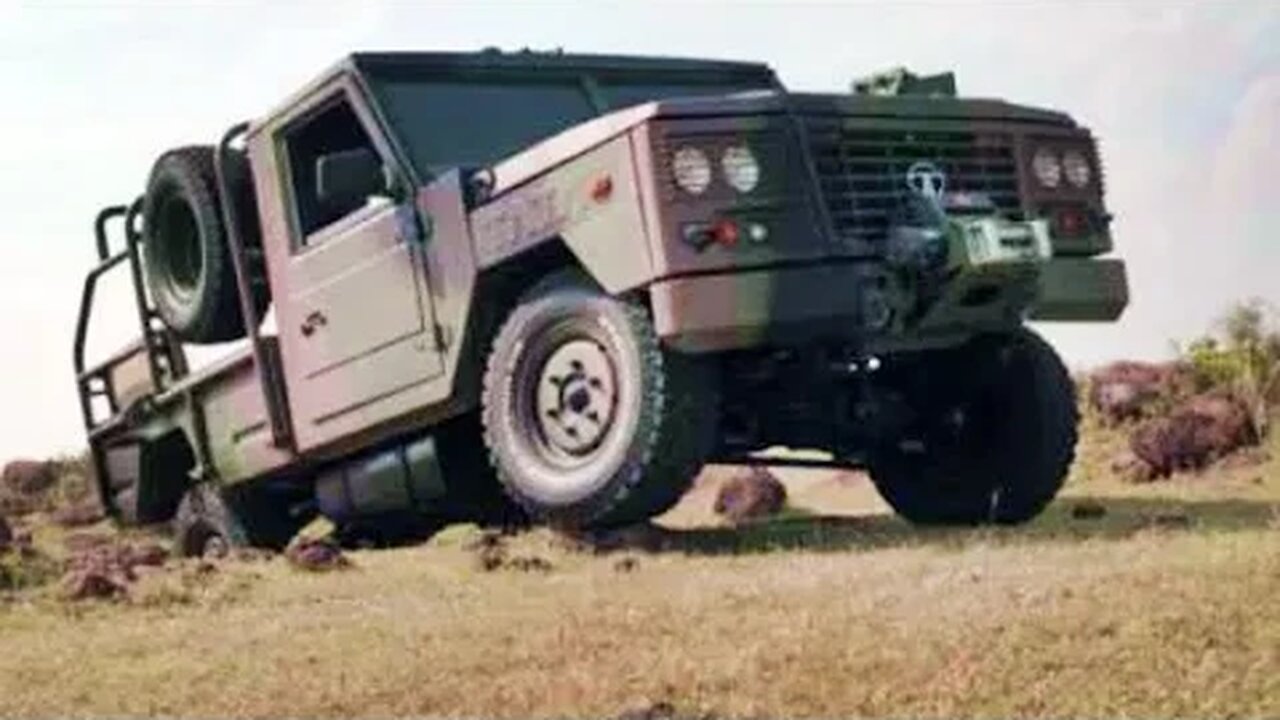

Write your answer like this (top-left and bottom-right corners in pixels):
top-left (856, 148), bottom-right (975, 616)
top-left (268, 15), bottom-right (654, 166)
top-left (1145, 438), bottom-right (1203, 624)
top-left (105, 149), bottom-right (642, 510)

top-left (1, 547), bottom-right (61, 592)
top-left (0, 450), bottom-right (97, 519)
top-left (1179, 298), bottom-right (1280, 438)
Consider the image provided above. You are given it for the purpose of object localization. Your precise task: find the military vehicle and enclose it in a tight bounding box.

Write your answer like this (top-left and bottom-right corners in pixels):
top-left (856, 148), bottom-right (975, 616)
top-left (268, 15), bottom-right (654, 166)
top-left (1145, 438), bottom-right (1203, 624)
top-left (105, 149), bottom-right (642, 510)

top-left (73, 51), bottom-right (1127, 555)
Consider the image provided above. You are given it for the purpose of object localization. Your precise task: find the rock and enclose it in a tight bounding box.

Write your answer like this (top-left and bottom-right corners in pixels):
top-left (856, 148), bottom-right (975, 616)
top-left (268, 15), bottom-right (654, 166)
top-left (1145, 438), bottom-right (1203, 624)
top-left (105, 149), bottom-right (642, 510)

top-left (61, 567), bottom-right (129, 601)
top-left (285, 537), bottom-right (349, 572)
top-left (0, 514), bottom-right (11, 552)
top-left (1130, 391), bottom-right (1256, 479)
top-left (62, 532), bottom-right (115, 554)
top-left (1110, 451), bottom-right (1156, 483)
top-left (58, 539), bottom-right (173, 600)
top-left (1, 460), bottom-right (56, 496)
top-left (713, 466), bottom-right (787, 523)
top-left (62, 546), bottom-right (132, 601)
top-left (126, 542), bottom-right (169, 568)
top-left (1070, 501), bottom-right (1107, 520)
top-left (1217, 446), bottom-right (1271, 471)
top-left (1088, 361), bottom-right (1193, 425)
top-left (613, 556), bottom-right (640, 573)
top-left (51, 502), bottom-right (106, 528)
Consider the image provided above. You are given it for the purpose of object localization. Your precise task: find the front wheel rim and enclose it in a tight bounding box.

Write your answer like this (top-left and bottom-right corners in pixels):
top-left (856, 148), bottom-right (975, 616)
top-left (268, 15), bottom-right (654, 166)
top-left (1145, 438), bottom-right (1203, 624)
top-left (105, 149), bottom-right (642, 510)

top-left (533, 338), bottom-right (619, 458)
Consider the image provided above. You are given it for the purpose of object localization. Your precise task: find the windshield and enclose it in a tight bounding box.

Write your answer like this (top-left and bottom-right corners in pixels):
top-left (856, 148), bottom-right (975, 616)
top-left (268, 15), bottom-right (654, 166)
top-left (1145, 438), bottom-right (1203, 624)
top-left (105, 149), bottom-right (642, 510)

top-left (363, 66), bottom-right (776, 176)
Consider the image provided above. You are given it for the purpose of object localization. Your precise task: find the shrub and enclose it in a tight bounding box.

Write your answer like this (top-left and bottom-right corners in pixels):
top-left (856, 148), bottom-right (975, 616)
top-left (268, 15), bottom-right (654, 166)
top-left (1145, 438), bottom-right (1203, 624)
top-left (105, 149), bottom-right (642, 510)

top-left (1179, 298), bottom-right (1280, 438)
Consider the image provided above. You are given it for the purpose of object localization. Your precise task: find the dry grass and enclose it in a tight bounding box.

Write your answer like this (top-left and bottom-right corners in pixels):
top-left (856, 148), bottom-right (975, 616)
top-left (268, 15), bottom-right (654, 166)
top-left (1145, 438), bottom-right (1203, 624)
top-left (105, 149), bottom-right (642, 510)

top-left (1, 431), bottom-right (1278, 718)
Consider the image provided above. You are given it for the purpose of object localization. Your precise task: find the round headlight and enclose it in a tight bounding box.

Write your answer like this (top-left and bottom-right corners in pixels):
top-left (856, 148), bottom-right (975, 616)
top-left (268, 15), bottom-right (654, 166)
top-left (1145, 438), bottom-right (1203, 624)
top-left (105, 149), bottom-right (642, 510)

top-left (1032, 148), bottom-right (1062, 189)
top-left (1063, 150), bottom-right (1091, 188)
top-left (721, 145), bottom-right (760, 193)
top-left (671, 146), bottom-right (712, 195)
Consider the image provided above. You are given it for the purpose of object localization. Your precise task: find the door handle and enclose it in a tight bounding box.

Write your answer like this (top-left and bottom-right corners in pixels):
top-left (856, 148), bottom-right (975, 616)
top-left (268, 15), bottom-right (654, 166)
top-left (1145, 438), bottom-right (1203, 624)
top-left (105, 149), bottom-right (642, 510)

top-left (300, 310), bottom-right (328, 338)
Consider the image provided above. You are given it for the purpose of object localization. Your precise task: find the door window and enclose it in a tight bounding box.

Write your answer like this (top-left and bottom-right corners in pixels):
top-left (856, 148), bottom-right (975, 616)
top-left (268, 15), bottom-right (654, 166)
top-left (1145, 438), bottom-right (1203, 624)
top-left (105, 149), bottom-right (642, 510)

top-left (282, 96), bottom-right (387, 242)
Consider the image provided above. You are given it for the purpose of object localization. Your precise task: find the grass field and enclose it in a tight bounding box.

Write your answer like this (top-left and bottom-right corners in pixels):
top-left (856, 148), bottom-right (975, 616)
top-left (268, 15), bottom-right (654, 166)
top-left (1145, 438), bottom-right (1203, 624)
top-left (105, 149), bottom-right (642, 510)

top-left (1, 425), bottom-right (1278, 718)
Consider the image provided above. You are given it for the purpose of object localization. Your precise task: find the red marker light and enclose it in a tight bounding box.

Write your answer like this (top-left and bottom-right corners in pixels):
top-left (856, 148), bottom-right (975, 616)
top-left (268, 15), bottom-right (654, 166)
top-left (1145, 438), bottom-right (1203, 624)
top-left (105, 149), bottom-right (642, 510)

top-left (590, 175), bottom-right (613, 202)
top-left (1055, 207), bottom-right (1087, 237)
top-left (710, 219), bottom-right (739, 247)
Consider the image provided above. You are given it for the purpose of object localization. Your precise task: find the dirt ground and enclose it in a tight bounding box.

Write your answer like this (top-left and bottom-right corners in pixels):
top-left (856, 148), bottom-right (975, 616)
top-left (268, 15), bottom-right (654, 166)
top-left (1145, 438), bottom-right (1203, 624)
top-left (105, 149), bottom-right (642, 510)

top-left (1, 431), bottom-right (1278, 718)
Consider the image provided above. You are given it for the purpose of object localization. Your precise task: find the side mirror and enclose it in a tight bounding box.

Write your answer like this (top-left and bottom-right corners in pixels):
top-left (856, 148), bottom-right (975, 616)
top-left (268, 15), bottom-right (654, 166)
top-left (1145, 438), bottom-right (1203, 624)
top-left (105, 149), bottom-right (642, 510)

top-left (315, 147), bottom-right (385, 209)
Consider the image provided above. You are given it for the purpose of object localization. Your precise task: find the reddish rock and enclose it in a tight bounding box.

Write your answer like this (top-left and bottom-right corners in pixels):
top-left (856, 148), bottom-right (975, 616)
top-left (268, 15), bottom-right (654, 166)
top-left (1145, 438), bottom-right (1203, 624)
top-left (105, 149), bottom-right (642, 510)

top-left (1218, 446), bottom-right (1272, 471)
top-left (1130, 391), bottom-right (1256, 479)
top-left (63, 547), bottom-right (131, 600)
top-left (285, 538), bottom-right (349, 572)
top-left (1088, 361), bottom-right (1193, 425)
top-left (713, 466), bottom-right (787, 523)
top-left (61, 567), bottom-right (129, 601)
top-left (126, 542), bottom-right (169, 568)
top-left (59, 539), bottom-right (173, 601)
top-left (1110, 451), bottom-right (1157, 484)
top-left (62, 532), bottom-right (115, 554)
top-left (52, 502), bottom-right (106, 528)
top-left (1, 460), bottom-right (56, 496)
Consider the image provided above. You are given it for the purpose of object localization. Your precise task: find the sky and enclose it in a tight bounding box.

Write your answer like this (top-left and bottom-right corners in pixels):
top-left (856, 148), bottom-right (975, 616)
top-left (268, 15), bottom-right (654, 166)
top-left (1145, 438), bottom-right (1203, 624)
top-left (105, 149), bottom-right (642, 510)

top-left (0, 1), bottom-right (1276, 462)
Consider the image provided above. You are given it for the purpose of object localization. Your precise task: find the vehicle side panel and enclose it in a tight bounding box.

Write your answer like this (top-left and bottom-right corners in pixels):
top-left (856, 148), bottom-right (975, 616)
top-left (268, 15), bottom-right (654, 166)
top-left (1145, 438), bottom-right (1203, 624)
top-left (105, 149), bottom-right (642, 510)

top-left (199, 347), bottom-right (298, 484)
top-left (417, 170), bottom-right (480, 405)
top-left (470, 134), bottom-right (653, 294)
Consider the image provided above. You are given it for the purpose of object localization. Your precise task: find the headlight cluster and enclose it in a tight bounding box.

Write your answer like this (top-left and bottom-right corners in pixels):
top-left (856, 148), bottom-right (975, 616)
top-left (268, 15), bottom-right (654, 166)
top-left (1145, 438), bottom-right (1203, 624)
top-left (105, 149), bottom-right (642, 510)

top-left (671, 144), bottom-right (760, 195)
top-left (1031, 147), bottom-right (1093, 189)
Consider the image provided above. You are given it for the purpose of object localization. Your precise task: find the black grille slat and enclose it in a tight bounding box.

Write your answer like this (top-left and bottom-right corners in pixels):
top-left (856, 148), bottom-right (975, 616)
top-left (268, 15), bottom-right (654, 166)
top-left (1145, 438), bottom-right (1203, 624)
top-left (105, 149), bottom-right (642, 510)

top-left (803, 120), bottom-right (1022, 245)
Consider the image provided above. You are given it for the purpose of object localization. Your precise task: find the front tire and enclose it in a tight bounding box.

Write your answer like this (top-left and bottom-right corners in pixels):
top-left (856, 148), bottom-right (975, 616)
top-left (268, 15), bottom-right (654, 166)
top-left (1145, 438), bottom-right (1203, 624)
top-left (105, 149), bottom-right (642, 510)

top-left (869, 328), bottom-right (1078, 525)
top-left (481, 273), bottom-right (718, 528)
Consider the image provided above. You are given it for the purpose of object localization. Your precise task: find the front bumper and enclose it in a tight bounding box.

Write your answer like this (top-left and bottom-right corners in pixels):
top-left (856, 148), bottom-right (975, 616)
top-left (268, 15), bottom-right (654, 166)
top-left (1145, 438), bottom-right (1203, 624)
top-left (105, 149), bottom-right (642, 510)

top-left (649, 256), bottom-right (1128, 353)
top-left (1029, 257), bottom-right (1128, 321)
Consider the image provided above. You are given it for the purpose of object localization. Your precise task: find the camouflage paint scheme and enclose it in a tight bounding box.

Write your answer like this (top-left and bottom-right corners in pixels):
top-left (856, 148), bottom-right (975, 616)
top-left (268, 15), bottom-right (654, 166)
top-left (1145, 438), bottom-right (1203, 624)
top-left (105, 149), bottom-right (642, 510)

top-left (74, 52), bottom-right (1127, 523)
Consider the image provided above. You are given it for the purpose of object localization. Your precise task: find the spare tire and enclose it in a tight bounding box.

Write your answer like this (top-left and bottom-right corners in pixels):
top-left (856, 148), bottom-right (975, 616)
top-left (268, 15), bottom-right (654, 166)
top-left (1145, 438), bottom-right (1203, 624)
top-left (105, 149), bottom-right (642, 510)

top-left (142, 145), bottom-right (268, 344)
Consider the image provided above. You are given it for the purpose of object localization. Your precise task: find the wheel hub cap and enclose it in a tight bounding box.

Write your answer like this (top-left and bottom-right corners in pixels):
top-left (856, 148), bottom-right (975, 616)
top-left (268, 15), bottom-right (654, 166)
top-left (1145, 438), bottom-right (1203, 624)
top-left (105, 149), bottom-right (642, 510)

top-left (535, 339), bottom-right (617, 456)
top-left (201, 533), bottom-right (230, 560)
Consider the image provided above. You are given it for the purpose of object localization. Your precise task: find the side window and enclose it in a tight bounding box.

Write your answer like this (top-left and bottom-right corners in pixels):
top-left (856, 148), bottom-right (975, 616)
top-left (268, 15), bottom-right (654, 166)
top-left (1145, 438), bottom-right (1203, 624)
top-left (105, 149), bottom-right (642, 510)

top-left (283, 96), bottom-right (386, 241)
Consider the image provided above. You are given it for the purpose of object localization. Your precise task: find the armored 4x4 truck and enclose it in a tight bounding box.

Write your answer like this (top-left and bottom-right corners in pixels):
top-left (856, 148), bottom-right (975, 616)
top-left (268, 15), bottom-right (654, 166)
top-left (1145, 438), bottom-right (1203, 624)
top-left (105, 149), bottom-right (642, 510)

top-left (74, 51), bottom-right (1127, 555)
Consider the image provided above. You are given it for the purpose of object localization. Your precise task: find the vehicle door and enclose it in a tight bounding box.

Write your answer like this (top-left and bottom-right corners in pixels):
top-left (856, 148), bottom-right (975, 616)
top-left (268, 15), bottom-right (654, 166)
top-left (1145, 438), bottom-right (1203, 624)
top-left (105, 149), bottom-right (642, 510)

top-left (270, 79), bottom-right (443, 452)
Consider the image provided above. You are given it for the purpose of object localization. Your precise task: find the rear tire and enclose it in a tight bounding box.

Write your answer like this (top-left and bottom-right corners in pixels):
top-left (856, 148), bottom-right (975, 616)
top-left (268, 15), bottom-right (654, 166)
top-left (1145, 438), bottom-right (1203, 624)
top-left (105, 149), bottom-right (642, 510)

top-left (173, 482), bottom-right (305, 557)
top-left (869, 328), bottom-right (1078, 525)
top-left (173, 484), bottom-right (247, 559)
top-left (142, 145), bottom-right (268, 344)
top-left (481, 272), bottom-right (718, 528)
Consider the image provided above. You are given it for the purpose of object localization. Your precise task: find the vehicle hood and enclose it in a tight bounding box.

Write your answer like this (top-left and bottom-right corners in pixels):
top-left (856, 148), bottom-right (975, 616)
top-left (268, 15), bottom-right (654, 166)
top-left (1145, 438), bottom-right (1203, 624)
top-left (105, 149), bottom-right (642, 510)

top-left (648, 90), bottom-right (1075, 126)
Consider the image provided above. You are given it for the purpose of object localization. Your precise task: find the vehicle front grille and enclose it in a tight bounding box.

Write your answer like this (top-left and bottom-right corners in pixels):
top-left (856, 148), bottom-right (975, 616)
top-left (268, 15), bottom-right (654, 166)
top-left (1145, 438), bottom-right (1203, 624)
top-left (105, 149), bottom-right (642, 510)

top-left (802, 119), bottom-right (1022, 246)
